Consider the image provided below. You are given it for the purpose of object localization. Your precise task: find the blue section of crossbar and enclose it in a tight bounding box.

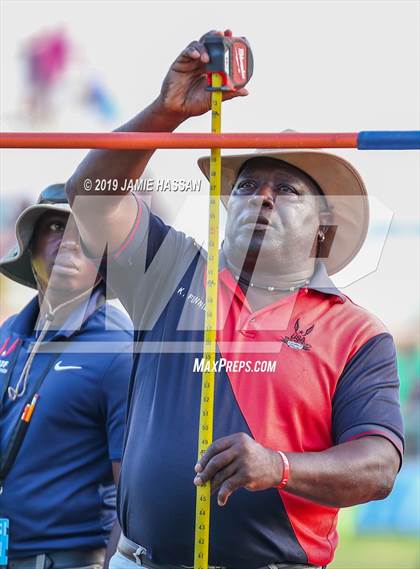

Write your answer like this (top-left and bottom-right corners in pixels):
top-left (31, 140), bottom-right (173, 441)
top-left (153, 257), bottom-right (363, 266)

top-left (358, 131), bottom-right (420, 150)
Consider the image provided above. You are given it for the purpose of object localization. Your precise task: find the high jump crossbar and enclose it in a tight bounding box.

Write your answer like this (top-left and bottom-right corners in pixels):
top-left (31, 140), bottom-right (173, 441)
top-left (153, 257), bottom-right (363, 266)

top-left (0, 131), bottom-right (419, 150)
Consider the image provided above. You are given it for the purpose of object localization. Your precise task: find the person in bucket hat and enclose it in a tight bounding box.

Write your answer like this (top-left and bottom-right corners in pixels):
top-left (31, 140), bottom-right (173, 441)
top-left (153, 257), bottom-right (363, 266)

top-left (0, 184), bottom-right (133, 568)
top-left (65, 32), bottom-right (403, 569)
top-left (0, 184), bottom-right (73, 289)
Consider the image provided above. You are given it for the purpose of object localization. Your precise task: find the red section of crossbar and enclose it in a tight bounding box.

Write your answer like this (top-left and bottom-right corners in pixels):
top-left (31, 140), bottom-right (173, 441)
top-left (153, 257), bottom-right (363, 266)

top-left (0, 132), bottom-right (358, 149)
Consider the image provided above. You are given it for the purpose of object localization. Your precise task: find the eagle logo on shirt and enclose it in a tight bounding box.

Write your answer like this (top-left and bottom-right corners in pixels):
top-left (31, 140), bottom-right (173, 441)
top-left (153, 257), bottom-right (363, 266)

top-left (281, 319), bottom-right (314, 351)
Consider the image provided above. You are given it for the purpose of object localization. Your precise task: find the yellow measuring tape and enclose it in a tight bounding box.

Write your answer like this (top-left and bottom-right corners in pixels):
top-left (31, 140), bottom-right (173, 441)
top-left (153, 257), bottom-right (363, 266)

top-left (194, 72), bottom-right (222, 569)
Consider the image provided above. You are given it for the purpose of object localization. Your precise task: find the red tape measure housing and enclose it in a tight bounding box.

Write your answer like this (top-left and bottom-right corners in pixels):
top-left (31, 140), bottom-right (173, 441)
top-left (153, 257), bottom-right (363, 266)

top-left (204, 33), bottom-right (253, 92)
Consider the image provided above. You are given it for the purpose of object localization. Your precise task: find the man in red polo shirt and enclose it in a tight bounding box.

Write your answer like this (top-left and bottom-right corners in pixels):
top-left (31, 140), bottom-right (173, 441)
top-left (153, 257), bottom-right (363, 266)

top-left (65, 32), bottom-right (403, 569)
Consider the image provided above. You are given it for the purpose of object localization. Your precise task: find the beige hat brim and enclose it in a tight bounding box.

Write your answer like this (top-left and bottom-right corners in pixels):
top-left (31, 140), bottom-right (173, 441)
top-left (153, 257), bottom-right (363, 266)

top-left (197, 149), bottom-right (369, 275)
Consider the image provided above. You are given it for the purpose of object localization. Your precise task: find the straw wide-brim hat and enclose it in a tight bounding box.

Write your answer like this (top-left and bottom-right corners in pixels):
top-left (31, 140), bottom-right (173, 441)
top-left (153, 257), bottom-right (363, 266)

top-left (197, 148), bottom-right (369, 275)
top-left (0, 184), bottom-right (72, 288)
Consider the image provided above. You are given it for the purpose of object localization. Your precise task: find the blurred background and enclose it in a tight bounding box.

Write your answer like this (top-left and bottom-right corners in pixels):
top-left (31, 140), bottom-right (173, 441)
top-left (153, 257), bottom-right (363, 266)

top-left (0, 1), bottom-right (419, 567)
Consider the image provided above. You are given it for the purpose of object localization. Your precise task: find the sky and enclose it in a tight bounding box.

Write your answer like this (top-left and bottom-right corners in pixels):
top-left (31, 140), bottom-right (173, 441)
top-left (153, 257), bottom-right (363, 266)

top-left (0, 0), bottom-right (419, 337)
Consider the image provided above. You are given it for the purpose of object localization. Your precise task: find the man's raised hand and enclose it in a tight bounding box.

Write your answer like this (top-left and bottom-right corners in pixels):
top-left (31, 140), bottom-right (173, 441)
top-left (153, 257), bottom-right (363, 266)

top-left (155, 31), bottom-right (248, 121)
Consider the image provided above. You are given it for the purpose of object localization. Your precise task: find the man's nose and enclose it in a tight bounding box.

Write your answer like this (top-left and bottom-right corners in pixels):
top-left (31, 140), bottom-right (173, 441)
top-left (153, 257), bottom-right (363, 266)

top-left (60, 220), bottom-right (80, 250)
top-left (60, 237), bottom-right (79, 251)
top-left (249, 183), bottom-right (275, 207)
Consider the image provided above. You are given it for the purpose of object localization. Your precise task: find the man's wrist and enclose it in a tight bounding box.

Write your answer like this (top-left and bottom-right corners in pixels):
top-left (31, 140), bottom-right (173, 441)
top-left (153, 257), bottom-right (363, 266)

top-left (150, 96), bottom-right (188, 129)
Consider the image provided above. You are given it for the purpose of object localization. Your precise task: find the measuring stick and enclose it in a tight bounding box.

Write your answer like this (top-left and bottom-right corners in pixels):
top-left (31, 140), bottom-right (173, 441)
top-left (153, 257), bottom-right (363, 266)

top-left (194, 71), bottom-right (222, 569)
top-left (193, 30), bottom-right (253, 569)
